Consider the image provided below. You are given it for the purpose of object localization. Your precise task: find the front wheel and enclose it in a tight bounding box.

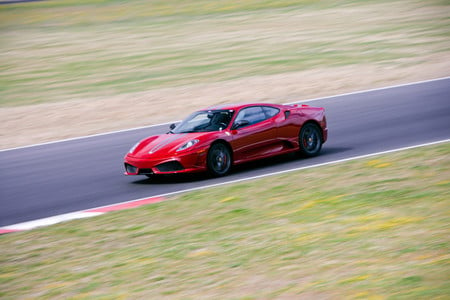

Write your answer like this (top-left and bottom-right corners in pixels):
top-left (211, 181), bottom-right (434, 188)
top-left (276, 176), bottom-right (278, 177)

top-left (299, 123), bottom-right (322, 157)
top-left (207, 143), bottom-right (231, 177)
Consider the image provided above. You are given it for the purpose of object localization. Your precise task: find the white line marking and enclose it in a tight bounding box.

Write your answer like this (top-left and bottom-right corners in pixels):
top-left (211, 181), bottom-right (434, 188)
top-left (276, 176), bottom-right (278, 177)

top-left (1, 76), bottom-right (449, 152)
top-left (284, 75), bottom-right (450, 104)
top-left (128, 139), bottom-right (450, 200)
top-left (2, 212), bottom-right (104, 231)
top-left (1, 139), bottom-right (448, 232)
top-left (0, 121), bottom-right (180, 152)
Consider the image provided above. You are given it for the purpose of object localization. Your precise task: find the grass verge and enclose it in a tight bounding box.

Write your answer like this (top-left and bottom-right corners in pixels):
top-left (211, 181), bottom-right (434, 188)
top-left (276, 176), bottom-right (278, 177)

top-left (1, 142), bottom-right (449, 299)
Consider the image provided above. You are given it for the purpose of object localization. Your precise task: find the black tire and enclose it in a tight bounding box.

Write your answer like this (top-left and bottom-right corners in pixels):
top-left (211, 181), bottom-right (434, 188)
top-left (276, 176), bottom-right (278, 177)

top-left (299, 123), bottom-right (322, 157)
top-left (207, 143), bottom-right (231, 176)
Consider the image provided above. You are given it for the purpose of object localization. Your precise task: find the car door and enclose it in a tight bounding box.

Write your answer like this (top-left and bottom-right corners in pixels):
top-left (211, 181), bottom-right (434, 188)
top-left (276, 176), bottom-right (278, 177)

top-left (230, 106), bottom-right (279, 162)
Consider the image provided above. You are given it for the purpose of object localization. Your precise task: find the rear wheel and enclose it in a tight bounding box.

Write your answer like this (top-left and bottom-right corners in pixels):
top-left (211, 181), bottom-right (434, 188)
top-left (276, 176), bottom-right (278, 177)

top-left (207, 143), bottom-right (231, 176)
top-left (299, 123), bottom-right (322, 157)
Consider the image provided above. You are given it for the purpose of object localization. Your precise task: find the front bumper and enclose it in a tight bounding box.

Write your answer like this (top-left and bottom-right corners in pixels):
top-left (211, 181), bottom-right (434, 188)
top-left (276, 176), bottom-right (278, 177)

top-left (124, 149), bottom-right (208, 175)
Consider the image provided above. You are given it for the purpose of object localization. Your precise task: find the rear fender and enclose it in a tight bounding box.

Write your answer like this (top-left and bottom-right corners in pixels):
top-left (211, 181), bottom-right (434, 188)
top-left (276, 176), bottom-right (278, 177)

top-left (288, 104), bottom-right (327, 143)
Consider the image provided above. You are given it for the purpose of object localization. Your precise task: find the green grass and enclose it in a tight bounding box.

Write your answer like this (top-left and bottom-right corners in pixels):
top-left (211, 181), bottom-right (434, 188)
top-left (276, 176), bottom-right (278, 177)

top-left (1, 142), bottom-right (449, 299)
top-left (0, 0), bottom-right (449, 106)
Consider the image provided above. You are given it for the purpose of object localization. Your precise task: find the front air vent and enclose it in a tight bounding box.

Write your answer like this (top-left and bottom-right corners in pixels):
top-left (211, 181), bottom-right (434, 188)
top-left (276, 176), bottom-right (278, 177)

top-left (125, 163), bottom-right (138, 174)
top-left (156, 161), bottom-right (184, 172)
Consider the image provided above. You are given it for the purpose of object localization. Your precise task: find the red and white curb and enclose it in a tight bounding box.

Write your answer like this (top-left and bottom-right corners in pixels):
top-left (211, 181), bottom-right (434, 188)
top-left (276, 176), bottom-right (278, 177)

top-left (0, 197), bottom-right (166, 235)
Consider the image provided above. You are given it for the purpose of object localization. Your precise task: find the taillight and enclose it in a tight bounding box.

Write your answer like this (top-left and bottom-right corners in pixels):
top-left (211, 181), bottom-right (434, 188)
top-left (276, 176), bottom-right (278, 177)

top-left (321, 115), bottom-right (327, 128)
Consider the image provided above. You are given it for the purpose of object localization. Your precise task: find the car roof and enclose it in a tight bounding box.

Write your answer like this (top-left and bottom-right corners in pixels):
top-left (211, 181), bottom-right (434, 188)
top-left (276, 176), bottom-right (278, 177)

top-left (204, 103), bottom-right (284, 111)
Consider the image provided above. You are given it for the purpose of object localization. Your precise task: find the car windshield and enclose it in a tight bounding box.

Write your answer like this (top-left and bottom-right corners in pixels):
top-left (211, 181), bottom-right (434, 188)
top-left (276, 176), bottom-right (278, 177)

top-left (172, 110), bottom-right (234, 133)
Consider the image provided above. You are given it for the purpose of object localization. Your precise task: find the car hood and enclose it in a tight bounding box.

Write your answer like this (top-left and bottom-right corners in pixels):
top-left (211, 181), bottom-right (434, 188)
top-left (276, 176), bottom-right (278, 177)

top-left (129, 132), bottom-right (212, 158)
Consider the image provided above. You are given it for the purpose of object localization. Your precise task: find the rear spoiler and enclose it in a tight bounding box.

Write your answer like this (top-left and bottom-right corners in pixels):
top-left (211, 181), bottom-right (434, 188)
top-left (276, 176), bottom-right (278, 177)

top-left (288, 104), bottom-right (313, 108)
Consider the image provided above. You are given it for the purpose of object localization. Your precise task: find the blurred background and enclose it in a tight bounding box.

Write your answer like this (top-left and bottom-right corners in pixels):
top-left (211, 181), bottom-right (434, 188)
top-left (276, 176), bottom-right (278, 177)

top-left (0, 0), bottom-right (449, 149)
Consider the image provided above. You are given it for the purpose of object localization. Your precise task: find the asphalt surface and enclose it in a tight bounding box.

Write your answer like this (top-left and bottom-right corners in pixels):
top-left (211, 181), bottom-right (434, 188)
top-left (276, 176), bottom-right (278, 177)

top-left (1, 78), bottom-right (449, 227)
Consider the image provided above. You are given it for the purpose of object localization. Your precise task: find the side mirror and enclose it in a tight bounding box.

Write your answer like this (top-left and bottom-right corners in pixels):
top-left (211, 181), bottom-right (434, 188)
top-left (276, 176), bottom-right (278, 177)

top-left (232, 120), bottom-right (249, 130)
top-left (169, 123), bottom-right (176, 130)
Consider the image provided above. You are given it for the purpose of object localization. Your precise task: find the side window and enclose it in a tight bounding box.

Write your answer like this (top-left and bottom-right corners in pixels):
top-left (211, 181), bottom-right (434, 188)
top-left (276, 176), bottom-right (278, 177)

top-left (234, 106), bottom-right (267, 127)
top-left (262, 106), bottom-right (280, 118)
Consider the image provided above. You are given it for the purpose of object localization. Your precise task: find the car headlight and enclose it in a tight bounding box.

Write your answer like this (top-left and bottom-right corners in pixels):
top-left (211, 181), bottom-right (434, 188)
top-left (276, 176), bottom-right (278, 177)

top-left (129, 142), bottom-right (140, 154)
top-left (177, 139), bottom-right (199, 151)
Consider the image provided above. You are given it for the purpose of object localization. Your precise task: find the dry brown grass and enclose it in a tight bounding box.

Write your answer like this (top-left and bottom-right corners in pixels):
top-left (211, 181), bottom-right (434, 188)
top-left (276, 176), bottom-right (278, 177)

top-left (0, 0), bottom-right (449, 149)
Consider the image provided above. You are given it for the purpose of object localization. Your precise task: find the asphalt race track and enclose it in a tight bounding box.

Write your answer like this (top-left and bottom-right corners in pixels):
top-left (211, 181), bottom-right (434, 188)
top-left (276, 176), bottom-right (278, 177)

top-left (1, 78), bottom-right (449, 227)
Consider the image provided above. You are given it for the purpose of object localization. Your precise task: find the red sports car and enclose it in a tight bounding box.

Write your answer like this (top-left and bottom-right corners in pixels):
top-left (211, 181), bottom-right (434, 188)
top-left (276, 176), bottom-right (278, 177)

top-left (124, 103), bottom-right (327, 178)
